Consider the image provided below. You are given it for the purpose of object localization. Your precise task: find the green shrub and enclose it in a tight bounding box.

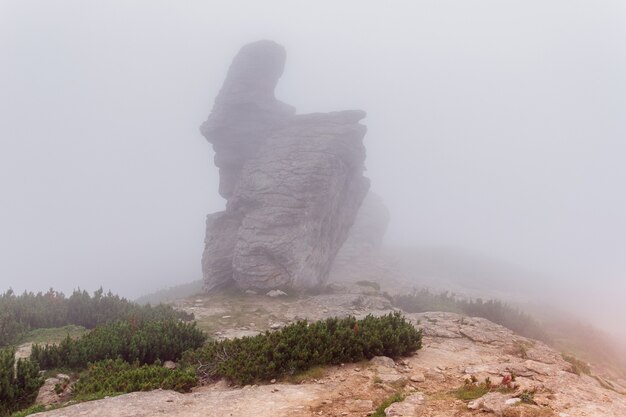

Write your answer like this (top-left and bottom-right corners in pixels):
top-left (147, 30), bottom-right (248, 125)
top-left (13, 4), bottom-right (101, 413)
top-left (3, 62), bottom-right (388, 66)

top-left (394, 289), bottom-right (550, 343)
top-left (0, 347), bottom-right (44, 415)
top-left (31, 319), bottom-right (206, 370)
top-left (518, 389), bottom-right (536, 404)
top-left (0, 288), bottom-right (193, 348)
top-left (182, 312), bottom-right (421, 385)
top-left (72, 359), bottom-right (197, 397)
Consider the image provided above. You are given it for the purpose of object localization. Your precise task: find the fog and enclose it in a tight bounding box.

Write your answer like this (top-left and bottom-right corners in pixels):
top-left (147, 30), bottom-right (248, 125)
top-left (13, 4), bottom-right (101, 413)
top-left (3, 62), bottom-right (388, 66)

top-left (1, 1), bottom-right (625, 340)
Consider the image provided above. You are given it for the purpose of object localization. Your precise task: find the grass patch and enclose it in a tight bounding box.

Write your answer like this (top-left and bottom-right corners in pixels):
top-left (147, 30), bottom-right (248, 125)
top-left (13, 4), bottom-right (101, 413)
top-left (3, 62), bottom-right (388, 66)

top-left (371, 392), bottom-right (405, 417)
top-left (454, 376), bottom-right (517, 401)
top-left (285, 366), bottom-right (326, 384)
top-left (18, 325), bottom-right (87, 345)
top-left (454, 382), bottom-right (490, 401)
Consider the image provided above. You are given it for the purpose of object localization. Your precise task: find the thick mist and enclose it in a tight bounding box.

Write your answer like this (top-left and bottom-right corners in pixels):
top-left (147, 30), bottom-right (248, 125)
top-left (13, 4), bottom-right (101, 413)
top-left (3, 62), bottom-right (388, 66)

top-left (1, 1), bottom-right (625, 340)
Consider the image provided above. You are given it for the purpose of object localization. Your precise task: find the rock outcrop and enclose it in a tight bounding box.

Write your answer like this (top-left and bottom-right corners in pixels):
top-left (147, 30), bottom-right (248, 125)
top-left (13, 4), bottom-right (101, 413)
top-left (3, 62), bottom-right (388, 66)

top-left (201, 40), bottom-right (369, 291)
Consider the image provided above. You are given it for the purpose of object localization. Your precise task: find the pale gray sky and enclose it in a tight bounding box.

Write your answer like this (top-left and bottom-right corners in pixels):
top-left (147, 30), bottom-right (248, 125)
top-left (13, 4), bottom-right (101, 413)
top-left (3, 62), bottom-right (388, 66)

top-left (1, 1), bottom-right (625, 336)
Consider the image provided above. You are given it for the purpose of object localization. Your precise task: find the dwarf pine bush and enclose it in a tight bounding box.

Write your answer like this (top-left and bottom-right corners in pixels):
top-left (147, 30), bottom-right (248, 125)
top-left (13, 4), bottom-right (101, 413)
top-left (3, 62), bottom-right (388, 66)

top-left (0, 347), bottom-right (43, 415)
top-left (31, 319), bottom-right (206, 369)
top-left (182, 312), bottom-right (422, 385)
top-left (72, 359), bottom-right (197, 397)
top-left (0, 288), bottom-right (193, 347)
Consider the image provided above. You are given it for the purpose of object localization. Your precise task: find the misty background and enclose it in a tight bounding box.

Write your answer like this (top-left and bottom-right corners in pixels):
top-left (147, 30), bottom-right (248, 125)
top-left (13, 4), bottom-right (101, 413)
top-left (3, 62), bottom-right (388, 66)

top-left (1, 1), bottom-right (625, 340)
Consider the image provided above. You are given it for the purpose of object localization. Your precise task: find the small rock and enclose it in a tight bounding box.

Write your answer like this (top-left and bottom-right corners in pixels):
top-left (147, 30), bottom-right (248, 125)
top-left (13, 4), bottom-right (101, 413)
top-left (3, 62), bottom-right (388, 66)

top-left (266, 290), bottom-right (288, 297)
top-left (469, 392), bottom-right (515, 415)
top-left (467, 398), bottom-right (483, 410)
top-left (245, 290), bottom-right (257, 295)
top-left (384, 393), bottom-right (425, 416)
top-left (163, 361), bottom-right (178, 370)
top-left (270, 379), bottom-right (276, 384)
top-left (505, 398), bottom-right (521, 406)
top-left (35, 376), bottom-right (69, 406)
top-left (410, 373), bottom-right (426, 383)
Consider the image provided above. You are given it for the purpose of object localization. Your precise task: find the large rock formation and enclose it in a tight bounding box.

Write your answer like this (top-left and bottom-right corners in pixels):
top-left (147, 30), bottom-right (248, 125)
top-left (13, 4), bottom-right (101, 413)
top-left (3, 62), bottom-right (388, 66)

top-left (201, 40), bottom-right (369, 291)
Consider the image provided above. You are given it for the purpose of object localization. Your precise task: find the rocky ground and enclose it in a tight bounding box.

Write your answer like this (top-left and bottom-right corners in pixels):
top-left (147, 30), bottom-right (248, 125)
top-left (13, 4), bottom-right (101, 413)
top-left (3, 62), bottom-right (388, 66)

top-left (31, 290), bottom-right (626, 417)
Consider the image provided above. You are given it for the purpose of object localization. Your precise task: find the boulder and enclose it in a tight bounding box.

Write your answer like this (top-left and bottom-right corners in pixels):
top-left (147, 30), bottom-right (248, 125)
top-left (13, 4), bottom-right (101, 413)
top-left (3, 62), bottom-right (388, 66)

top-left (35, 374), bottom-right (71, 406)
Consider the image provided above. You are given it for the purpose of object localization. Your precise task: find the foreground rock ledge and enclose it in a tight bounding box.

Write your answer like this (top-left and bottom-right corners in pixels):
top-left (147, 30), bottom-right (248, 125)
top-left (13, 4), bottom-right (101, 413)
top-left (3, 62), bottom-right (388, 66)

top-left (31, 308), bottom-right (626, 417)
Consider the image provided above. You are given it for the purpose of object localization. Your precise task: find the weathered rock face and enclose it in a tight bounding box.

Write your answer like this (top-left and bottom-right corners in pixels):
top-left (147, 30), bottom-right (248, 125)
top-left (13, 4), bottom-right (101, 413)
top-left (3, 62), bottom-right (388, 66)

top-left (200, 40), bottom-right (295, 199)
top-left (201, 41), bottom-right (369, 291)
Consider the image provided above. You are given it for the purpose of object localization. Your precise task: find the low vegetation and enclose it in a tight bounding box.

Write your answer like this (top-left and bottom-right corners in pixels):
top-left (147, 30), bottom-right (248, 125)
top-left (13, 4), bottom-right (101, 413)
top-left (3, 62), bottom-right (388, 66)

top-left (454, 375), bottom-right (517, 401)
top-left (394, 289), bottom-right (550, 342)
top-left (0, 347), bottom-right (43, 416)
top-left (182, 312), bottom-right (422, 385)
top-left (371, 392), bottom-right (405, 417)
top-left (72, 359), bottom-right (197, 397)
top-left (3, 287), bottom-right (424, 416)
top-left (285, 366), bottom-right (326, 384)
top-left (0, 288), bottom-right (193, 347)
top-left (31, 319), bottom-right (206, 369)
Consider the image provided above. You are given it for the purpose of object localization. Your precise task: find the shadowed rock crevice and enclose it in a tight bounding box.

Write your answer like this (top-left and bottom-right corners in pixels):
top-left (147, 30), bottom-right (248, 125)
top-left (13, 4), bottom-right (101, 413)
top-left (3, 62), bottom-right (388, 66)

top-left (201, 40), bottom-right (369, 291)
